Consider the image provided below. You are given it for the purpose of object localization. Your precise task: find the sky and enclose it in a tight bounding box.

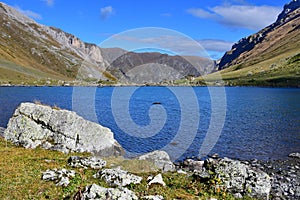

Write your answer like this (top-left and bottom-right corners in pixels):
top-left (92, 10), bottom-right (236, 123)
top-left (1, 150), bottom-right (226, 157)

top-left (1, 0), bottom-right (289, 59)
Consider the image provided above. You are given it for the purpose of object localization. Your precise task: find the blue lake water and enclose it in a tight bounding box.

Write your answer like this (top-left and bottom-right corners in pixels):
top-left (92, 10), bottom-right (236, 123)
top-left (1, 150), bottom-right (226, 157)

top-left (0, 86), bottom-right (299, 161)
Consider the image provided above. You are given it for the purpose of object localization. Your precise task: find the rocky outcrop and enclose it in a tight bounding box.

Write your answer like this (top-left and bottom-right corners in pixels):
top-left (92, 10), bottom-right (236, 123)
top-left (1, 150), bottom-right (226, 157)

top-left (68, 156), bottom-right (107, 169)
top-left (42, 168), bottom-right (76, 187)
top-left (191, 157), bottom-right (271, 199)
top-left (138, 150), bottom-right (175, 172)
top-left (82, 184), bottom-right (138, 200)
top-left (251, 158), bottom-right (300, 200)
top-left (94, 168), bottom-right (143, 187)
top-left (4, 103), bottom-right (124, 156)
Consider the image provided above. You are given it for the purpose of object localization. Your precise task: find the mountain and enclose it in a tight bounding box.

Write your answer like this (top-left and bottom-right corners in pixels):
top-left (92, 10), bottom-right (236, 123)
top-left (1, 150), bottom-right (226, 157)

top-left (0, 2), bottom-right (213, 85)
top-left (210, 0), bottom-right (300, 87)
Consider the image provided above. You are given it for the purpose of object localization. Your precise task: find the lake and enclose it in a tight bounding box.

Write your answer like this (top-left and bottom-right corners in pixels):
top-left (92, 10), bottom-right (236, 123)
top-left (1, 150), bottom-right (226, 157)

top-left (0, 86), bottom-right (299, 161)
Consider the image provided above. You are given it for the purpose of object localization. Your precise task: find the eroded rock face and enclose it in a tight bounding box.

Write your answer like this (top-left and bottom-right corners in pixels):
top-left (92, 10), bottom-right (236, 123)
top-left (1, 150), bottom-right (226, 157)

top-left (4, 103), bottom-right (124, 156)
top-left (138, 150), bottom-right (175, 172)
top-left (82, 184), bottom-right (138, 200)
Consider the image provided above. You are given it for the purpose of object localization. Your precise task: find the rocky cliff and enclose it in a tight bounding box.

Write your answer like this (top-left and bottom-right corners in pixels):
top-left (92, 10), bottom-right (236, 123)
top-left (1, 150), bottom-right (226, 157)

top-left (218, 0), bottom-right (300, 70)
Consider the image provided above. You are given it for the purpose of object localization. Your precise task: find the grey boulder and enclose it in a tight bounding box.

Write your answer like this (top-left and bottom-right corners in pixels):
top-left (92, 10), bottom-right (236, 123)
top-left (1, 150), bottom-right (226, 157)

top-left (68, 156), bottom-right (106, 169)
top-left (199, 157), bottom-right (271, 199)
top-left (4, 102), bottom-right (124, 156)
top-left (94, 167), bottom-right (142, 187)
top-left (42, 168), bottom-right (75, 187)
top-left (138, 150), bottom-right (175, 172)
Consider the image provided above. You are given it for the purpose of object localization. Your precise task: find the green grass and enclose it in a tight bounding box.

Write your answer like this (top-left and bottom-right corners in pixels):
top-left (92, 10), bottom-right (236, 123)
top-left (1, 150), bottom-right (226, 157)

top-left (200, 51), bottom-right (300, 87)
top-left (0, 138), bottom-right (257, 199)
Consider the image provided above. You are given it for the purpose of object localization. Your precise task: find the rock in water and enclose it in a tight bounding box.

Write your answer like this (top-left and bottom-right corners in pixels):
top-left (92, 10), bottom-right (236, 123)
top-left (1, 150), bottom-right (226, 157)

top-left (4, 102), bottom-right (124, 156)
top-left (289, 152), bottom-right (300, 159)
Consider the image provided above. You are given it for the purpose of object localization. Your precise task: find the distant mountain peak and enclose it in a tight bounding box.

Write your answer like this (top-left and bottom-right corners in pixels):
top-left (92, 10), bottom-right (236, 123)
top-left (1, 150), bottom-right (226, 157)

top-left (0, 2), bottom-right (36, 24)
top-left (277, 0), bottom-right (300, 22)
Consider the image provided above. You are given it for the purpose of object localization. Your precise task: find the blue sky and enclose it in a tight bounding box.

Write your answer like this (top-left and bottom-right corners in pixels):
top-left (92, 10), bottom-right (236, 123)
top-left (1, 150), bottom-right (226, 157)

top-left (2, 0), bottom-right (289, 59)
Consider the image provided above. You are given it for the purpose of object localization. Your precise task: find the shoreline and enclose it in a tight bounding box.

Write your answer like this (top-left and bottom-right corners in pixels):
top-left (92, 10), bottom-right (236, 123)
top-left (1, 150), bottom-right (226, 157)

top-left (0, 83), bottom-right (299, 88)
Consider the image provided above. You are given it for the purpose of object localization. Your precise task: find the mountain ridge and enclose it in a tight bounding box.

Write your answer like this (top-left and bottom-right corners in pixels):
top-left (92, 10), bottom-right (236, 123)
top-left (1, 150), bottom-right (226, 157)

top-left (209, 0), bottom-right (300, 87)
top-left (0, 2), bottom-right (212, 85)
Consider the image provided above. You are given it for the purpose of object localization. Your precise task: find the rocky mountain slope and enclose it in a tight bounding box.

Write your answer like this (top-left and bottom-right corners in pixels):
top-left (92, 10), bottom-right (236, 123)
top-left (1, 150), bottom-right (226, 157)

top-left (211, 0), bottom-right (300, 87)
top-left (0, 2), bottom-right (212, 85)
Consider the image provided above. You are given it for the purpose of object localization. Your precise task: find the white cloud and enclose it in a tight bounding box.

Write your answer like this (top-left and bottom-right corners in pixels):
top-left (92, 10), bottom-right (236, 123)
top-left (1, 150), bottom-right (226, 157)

top-left (187, 4), bottom-right (282, 30)
top-left (187, 8), bottom-right (216, 19)
top-left (197, 39), bottom-right (234, 52)
top-left (43, 0), bottom-right (54, 7)
top-left (15, 6), bottom-right (42, 20)
top-left (112, 35), bottom-right (233, 57)
top-left (100, 6), bottom-right (114, 20)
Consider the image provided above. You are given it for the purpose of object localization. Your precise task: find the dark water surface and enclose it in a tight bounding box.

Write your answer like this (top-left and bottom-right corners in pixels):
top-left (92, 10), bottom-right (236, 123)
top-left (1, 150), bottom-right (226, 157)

top-left (0, 86), bottom-right (299, 161)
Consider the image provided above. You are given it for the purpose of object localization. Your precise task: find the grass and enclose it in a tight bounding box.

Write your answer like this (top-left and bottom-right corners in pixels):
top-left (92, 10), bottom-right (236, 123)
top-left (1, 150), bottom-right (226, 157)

top-left (0, 138), bottom-right (256, 200)
top-left (199, 50), bottom-right (300, 87)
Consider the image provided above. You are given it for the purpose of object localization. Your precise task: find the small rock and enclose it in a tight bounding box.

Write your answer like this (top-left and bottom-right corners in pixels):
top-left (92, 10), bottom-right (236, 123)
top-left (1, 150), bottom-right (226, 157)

top-left (56, 176), bottom-right (70, 187)
top-left (42, 168), bottom-right (75, 187)
top-left (177, 169), bottom-right (187, 174)
top-left (234, 193), bottom-right (243, 199)
top-left (41, 141), bottom-right (53, 150)
top-left (148, 174), bottom-right (166, 187)
top-left (183, 159), bottom-right (204, 171)
top-left (68, 156), bottom-right (106, 169)
top-left (289, 153), bottom-right (300, 159)
top-left (142, 195), bottom-right (164, 200)
top-left (94, 167), bottom-right (142, 187)
top-left (0, 127), bottom-right (5, 137)
top-left (82, 184), bottom-right (138, 200)
top-left (42, 169), bottom-right (57, 181)
top-left (138, 150), bottom-right (175, 172)
top-left (209, 153), bottom-right (219, 159)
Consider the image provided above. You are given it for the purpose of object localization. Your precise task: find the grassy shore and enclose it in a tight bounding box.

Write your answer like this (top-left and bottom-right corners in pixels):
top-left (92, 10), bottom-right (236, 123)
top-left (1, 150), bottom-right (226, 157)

top-left (0, 137), bottom-right (256, 200)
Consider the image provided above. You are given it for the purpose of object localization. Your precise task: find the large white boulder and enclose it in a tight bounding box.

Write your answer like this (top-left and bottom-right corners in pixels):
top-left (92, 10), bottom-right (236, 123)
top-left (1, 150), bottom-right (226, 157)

top-left (4, 102), bottom-right (124, 156)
